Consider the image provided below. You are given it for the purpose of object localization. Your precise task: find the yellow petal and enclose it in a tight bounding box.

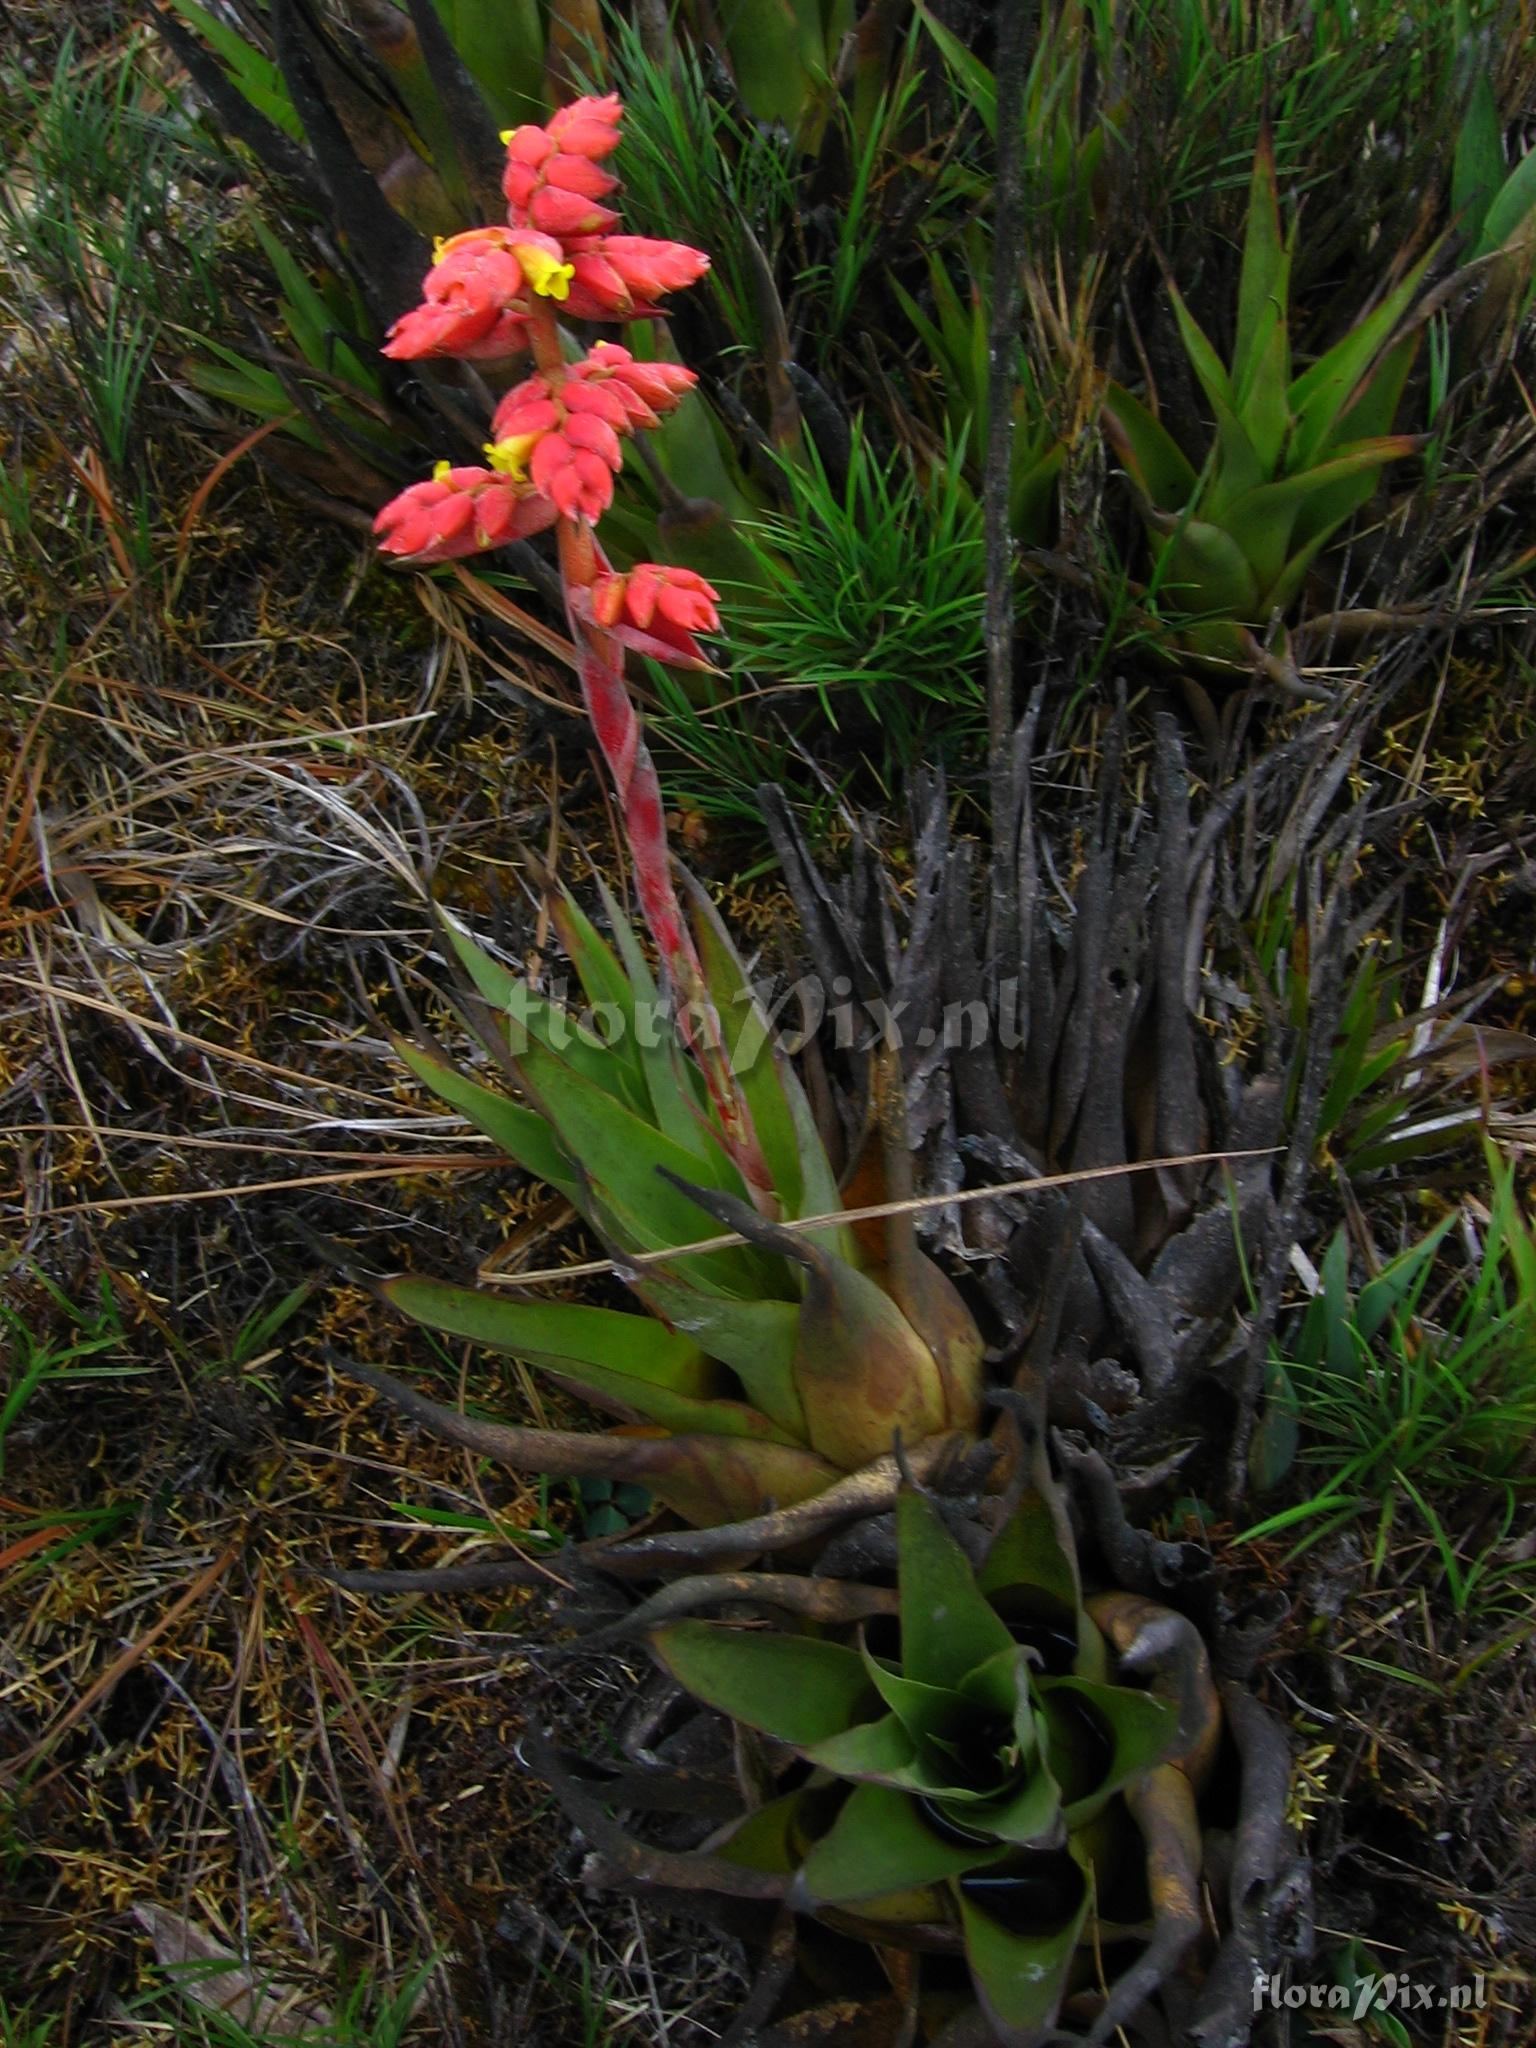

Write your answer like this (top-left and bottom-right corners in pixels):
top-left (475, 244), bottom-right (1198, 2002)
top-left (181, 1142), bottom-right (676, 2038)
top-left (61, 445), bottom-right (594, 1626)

top-left (484, 435), bottom-right (539, 480)
top-left (514, 243), bottom-right (575, 302)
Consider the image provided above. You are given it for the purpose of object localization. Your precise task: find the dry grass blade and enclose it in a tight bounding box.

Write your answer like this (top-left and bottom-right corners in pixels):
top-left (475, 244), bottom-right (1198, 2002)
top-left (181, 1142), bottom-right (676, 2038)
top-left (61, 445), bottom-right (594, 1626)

top-left (476, 1146), bottom-right (1279, 1288)
top-left (8, 1542), bottom-right (239, 1782)
top-left (131, 1904), bottom-right (334, 2037)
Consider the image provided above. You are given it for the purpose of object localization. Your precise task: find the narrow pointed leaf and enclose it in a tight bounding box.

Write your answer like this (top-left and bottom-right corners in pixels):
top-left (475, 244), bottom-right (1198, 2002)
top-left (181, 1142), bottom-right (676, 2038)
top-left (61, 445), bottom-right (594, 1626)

top-left (1475, 136), bottom-right (1536, 259)
top-left (860, 1642), bottom-right (966, 1754)
top-left (515, 1039), bottom-right (767, 1296)
top-left (433, 0), bottom-right (545, 124)
top-left (549, 886), bottom-right (650, 1083)
top-left (1234, 293), bottom-right (1292, 478)
top-left (341, 1362), bottom-right (826, 1526)
top-left (164, 0), bottom-right (305, 138)
top-left (391, 1036), bottom-right (580, 1202)
top-left (1101, 385), bottom-right (1198, 509)
top-left (679, 869), bottom-right (849, 1244)
top-left (979, 1478), bottom-right (1081, 1621)
top-left (593, 876), bottom-right (714, 1161)
top-left (438, 911), bottom-right (648, 1114)
top-left (1164, 284), bottom-right (1262, 509)
top-left (1287, 254), bottom-right (1431, 465)
top-left (384, 1279), bottom-right (712, 1394)
top-left (1233, 132), bottom-right (1288, 393)
top-left (380, 1277), bottom-right (795, 1441)
top-left (913, 1), bottom-right (997, 136)
top-left (1225, 437), bottom-right (1418, 598)
top-left (1288, 352), bottom-right (1418, 558)
top-left (1455, 71), bottom-right (1505, 254)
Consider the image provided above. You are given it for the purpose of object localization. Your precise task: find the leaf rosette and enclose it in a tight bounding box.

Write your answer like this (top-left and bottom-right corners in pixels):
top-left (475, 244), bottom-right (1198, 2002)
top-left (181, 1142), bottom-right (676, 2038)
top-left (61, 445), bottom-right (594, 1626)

top-left (651, 1485), bottom-right (1211, 2043)
top-left (352, 877), bottom-right (984, 1529)
top-left (1103, 132), bottom-right (1428, 671)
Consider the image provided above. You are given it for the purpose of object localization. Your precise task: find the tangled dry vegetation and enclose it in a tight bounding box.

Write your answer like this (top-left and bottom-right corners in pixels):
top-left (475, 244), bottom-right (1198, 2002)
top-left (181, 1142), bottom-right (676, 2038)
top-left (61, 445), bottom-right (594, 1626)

top-left (3, 3), bottom-right (1536, 2046)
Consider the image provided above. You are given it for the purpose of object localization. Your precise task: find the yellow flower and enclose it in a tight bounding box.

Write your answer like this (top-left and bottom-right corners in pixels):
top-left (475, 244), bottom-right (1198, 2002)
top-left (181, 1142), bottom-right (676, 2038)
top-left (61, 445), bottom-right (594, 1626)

top-left (513, 242), bottom-right (575, 301)
top-left (483, 435), bottom-right (540, 480)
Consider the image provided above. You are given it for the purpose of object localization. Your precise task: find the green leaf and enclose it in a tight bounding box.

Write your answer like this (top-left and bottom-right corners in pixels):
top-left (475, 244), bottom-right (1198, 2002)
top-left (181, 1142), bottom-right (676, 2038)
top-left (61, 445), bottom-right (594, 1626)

top-left (1249, 1355), bottom-right (1300, 1492)
top-left (549, 886), bottom-right (652, 1085)
top-left (957, 1856), bottom-right (1089, 2038)
top-left (1149, 512), bottom-right (1261, 618)
top-left (713, 0), bottom-right (825, 130)
top-left (592, 876), bottom-right (713, 1162)
top-left (248, 215), bottom-right (381, 395)
top-left (803, 1711), bottom-right (931, 1786)
top-left (1476, 132), bottom-right (1536, 259)
top-left (860, 1643), bottom-right (965, 1755)
top-left (1313, 1228), bottom-right (1359, 1379)
top-left (516, 1038), bottom-right (768, 1296)
top-left (898, 1491), bottom-right (1015, 1691)
top-left (912, 1), bottom-right (997, 137)
top-left (679, 870), bottom-right (849, 1246)
top-left (437, 911), bottom-right (649, 1117)
top-left (1454, 70), bottom-right (1505, 254)
top-left (957, 1645), bottom-right (1030, 1723)
top-left (651, 1622), bottom-right (874, 1747)
top-left (1287, 255), bottom-right (1430, 466)
top-left (1234, 293), bottom-right (1292, 479)
top-left (978, 1483), bottom-right (1081, 1621)
top-left (1286, 335), bottom-right (1417, 561)
top-left (954, 1750), bottom-right (1062, 1848)
top-left (798, 1782), bottom-right (1009, 1904)
top-left (631, 1270), bottom-right (808, 1438)
top-left (1164, 282), bottom-right (1264, 508)
top-left (1221, 437), bottom-right (1417, 600)
top-left (1037, 1678), bottom-right (1178, 1828)
top-left (1233, 131), bottom-right (1290, 397)
top-left (1102, 383), bottom-right (1198, 510)
top-left (384, 1278), bottom-right (711, 1393)
top-left (391, 1035), bottom-right (580, 1204)
top-left (166, 0), bottom-right (304, 138)
top-left (182, 346), bottom-right (326, 445)
top-left (1356, 1219), bottom-right (1455, 1344)
top-left (713, 1788), bottom-right (811, 1876)
top-left (380, 1277), bottom-right (796, 1442)
top-left (434, 0), bottom-right (546, 125)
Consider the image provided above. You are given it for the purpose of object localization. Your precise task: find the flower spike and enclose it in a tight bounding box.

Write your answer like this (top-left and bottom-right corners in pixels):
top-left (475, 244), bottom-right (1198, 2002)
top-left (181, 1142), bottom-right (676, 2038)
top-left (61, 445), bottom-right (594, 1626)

top-left (374, 91), bottom-right (769, 1204)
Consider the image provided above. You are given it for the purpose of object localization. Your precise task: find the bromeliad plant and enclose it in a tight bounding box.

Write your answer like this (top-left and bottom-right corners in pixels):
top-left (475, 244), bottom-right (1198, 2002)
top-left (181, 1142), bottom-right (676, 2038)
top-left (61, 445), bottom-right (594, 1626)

top-left (1103, 134), bottom-right (1428, 673)
top-left (607, 1469), bottom-right (1220, 2044)
top-left (349, 94), bottom-right (983, 1529)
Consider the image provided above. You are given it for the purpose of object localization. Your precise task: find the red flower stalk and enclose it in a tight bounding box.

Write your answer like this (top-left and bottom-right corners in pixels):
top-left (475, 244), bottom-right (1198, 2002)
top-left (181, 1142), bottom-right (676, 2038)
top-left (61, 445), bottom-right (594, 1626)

top-left (374, 93), bottom-right (771, 1204)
